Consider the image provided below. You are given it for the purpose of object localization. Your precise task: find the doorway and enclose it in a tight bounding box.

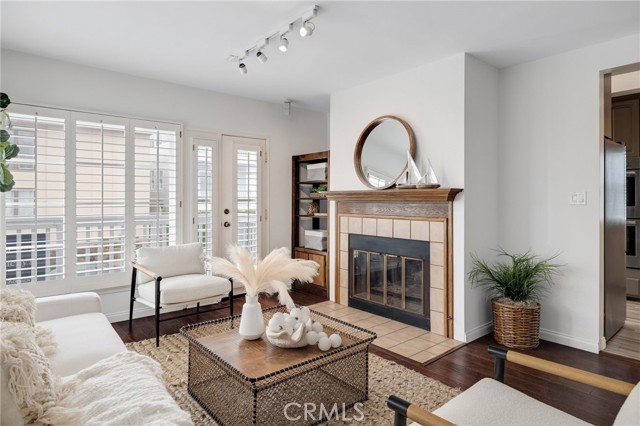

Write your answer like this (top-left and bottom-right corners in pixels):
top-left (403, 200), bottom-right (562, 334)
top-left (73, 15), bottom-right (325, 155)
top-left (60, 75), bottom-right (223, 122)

top-left (602, 64), bottom-right (640, 361)
top-left (192, 134), bottom-right (268, 260)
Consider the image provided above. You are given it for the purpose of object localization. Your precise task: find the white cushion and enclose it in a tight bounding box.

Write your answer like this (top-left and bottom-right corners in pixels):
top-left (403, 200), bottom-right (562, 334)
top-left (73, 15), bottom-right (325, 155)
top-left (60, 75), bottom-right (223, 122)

top-left (138, 274), bottom-right (231, 305)
top-left (433, 378), bottom-right (591, 425)
top-left (35, 292), bottom-right (102, 322)
top-left (39, 313), bottom-right (126, 376)
top-left (614, 382), bottom-right (640, 426)
top-left (135, 243), bottom-right (204, 283)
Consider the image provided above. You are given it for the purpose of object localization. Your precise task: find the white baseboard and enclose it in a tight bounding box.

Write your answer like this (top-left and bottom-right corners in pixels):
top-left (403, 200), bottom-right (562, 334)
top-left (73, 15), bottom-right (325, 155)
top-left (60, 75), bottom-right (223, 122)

top-left (539, 328), bottom-right (600, 354)
top-left (465, 321), bottom-right (493, 342)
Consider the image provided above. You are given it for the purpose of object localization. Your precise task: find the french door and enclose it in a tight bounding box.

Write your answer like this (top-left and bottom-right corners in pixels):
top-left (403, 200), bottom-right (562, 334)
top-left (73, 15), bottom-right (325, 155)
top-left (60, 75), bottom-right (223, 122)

top-left (193, 134), bottom-right (266, 260)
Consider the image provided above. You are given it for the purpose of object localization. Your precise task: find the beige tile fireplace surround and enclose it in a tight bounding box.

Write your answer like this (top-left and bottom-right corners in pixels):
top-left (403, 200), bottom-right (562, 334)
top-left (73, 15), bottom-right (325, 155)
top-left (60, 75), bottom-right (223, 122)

top-left (326, 188), bottom-right (462, 338)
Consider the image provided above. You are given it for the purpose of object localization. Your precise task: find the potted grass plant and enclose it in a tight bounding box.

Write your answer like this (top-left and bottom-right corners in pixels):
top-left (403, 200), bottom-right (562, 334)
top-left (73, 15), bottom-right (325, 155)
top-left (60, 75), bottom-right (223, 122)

top-left (469, 249), bottom-right (561, 349)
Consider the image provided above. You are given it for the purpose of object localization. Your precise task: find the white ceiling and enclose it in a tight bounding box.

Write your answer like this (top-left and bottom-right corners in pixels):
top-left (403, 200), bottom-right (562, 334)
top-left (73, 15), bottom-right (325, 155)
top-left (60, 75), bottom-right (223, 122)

top-left (2, 1), bottom-right (639, 112)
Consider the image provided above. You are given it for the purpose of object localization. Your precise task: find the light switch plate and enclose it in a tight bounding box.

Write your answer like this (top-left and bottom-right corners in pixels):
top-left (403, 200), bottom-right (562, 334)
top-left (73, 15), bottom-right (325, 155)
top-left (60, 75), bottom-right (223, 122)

top-left (570, 192), bottom-right (587, 205)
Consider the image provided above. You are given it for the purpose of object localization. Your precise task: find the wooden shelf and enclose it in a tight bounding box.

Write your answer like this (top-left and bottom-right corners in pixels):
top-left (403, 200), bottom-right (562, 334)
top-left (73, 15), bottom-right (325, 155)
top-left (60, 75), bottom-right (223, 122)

top-left (294, 246), bottom-right (327, 255)
top-left (299, 180), bottom-right (328, 185)
top-left (292, 150), bottom-right (330, 298)
top-left (325, 188), bottom-right (463, 202)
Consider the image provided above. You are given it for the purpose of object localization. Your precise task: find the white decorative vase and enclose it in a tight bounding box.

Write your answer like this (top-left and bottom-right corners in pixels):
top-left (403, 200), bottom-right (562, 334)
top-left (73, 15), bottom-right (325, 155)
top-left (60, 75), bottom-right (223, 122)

top-left (238, 295), bottom-right (265, 340)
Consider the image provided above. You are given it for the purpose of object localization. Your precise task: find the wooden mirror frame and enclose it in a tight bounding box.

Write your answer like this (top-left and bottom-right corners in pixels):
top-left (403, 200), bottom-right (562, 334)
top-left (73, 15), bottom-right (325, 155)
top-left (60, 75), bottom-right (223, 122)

top-left (353, 115), bottom-right (417, 189)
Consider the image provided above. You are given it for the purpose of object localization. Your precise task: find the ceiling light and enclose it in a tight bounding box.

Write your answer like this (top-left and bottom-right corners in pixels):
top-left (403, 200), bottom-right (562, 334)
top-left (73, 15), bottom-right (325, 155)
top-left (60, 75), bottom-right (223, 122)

top-left (239, 62), bottom-right (247, 75)
top-left (300, 21), bottom-right (315, 37)
top-left (279, 36), bottom-right (289, 52)
top-left (256, 50), bottom-right (268, 63)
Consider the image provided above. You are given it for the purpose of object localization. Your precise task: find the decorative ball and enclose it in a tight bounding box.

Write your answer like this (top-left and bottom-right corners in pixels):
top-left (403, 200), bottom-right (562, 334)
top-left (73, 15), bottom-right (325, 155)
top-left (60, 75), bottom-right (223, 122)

top-left (312, 322), bottom-right (323, 333)
top-left (284, 316), bottom-right (297, 328)
top-left (318, 336), bottom-right (331, 351)
top-left (318, 332), bottom-right (328, 340)
top-left (301, 307), bottom-right (311, 317)
top-left (268, 322), bottom-right (281, 333)
top-left (306, 330), bottom-right (320, 345)
top-left (273, 312), bottom-right (284, 320)
top-left (290, 307), bottom-right (301, 319)
top-left (283, 323), bottom-right (294, 336)
top-left (269, 315), bottom-right (285, 327)
top-left (329, 334), bottom-right (342, 348)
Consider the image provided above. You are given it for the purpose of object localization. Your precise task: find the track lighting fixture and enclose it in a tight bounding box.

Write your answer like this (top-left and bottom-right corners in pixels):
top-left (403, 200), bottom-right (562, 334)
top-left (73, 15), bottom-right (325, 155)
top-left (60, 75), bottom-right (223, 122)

top-left (256, 50), bottom-right (268, 63)
top-left (226, 5), bottom-right (318, 74)
top-left (278, 36), bottom-right (289, 53)
top-left (299, 21), bottom-right (315, 37)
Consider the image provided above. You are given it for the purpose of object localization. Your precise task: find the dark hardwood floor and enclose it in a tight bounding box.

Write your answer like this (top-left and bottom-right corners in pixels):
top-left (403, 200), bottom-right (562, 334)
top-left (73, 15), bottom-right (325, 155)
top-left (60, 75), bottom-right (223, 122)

top-left (113, 291), bottom-right (640, 426)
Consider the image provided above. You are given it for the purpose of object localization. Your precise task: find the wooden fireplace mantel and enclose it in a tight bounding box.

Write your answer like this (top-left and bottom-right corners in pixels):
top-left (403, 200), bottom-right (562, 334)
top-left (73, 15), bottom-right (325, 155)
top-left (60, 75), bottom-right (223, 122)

top-left (324, 188), bottom-right (463, 202)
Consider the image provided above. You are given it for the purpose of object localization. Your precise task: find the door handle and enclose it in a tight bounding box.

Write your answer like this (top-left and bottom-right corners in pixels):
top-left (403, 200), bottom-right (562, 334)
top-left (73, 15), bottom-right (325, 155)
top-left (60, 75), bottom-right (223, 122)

top-left (224, 221), bottom-right (231, 228)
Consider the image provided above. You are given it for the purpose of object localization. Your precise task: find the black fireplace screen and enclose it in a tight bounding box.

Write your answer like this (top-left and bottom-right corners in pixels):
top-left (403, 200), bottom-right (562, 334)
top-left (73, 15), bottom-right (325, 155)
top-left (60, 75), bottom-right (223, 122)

top-left (349, 234), bottom-right (430, 329)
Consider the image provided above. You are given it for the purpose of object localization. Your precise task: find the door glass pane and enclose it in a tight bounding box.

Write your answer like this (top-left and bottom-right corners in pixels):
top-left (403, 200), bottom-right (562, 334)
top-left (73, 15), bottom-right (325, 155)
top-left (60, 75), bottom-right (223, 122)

top-left (405, 258), bottom-right (424, 314)
top-left (236, 148), bottom-right (259, 259)
top-left (197, 146), bottom-right (214, 257)
top-left (386, 255), bottom-right (402, 308)
top-left (352, 250), bottom-right (368, 300)
top-left (370, 253), bottom-right (385, 304)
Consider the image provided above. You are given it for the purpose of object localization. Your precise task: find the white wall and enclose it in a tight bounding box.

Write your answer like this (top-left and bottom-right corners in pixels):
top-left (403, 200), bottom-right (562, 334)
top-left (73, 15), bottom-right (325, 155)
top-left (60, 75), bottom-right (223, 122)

top-left (1, 49), bottom-right (328, 321)
top-left (463, 55), bottom-right (500, 341)
top-left (498, 34), bottom-right (640, 352)
top-left (329, 54), bottom-right (470, 341)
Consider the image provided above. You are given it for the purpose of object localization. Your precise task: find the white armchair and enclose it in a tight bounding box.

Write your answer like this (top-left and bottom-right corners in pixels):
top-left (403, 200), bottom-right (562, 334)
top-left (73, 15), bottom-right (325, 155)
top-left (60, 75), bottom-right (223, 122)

top-left (129, 242), bottom-right (235, 346)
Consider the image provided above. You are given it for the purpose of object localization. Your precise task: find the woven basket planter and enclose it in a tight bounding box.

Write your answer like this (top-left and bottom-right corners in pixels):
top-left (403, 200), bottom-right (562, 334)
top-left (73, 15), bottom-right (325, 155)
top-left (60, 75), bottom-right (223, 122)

top-left (491, 298), bottom-right (541, 349)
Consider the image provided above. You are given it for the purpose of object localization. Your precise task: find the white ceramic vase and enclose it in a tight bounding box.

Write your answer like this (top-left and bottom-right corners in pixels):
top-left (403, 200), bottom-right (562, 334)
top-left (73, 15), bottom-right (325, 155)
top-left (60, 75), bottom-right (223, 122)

top-left (238, 294), bottom-right (265, 340)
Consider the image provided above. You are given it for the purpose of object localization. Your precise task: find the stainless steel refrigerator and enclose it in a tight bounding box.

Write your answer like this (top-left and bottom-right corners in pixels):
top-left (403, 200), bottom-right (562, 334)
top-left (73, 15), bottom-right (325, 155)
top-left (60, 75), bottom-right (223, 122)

top-left (604, 137), bottom-right (627, 340)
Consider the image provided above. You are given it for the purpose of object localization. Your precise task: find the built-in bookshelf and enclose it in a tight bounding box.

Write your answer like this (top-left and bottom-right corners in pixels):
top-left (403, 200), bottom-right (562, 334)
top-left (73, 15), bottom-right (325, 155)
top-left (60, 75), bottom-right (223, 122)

top-left (291, 151), bottom-right (329, 297)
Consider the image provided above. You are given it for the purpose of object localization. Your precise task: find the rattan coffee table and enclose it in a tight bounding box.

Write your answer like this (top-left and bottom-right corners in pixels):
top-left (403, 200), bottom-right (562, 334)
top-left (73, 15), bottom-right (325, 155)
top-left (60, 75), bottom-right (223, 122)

top-left (180, 305), bottom-right (376, 426)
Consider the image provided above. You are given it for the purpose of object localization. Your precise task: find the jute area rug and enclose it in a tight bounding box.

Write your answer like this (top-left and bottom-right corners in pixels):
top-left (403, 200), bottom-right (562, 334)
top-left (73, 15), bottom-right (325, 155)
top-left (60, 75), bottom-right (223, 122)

top-left (127, 334), bottom-right (460, 425)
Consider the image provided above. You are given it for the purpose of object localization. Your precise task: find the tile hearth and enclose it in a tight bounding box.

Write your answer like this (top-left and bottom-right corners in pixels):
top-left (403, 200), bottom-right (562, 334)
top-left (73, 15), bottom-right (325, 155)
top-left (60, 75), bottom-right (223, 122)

top-left (310, 300), bottom-right (463, 364)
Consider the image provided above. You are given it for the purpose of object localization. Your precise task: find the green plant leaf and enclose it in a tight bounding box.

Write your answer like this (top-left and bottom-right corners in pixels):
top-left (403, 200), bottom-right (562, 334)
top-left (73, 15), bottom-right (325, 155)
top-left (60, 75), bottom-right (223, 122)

top-left (0, 179), bottom-right (15, 192)
top-left (0, 163), bottom-right (13, 185)
top-left (468, 249), bottom-right (562, 302)
top-left (0, 93), bottom-right (10, 109)
top-left (3, 144), bottom-right (19, 161)
top-left (0, 130), bottom-right (9, 143)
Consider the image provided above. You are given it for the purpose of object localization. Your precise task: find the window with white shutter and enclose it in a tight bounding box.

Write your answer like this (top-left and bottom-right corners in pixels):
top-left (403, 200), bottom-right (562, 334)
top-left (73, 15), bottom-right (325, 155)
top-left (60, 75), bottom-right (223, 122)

top-left (75, 118), bottom-right (127, 276)
top-left (5, 111), bottom-right (66, 284)
top-left (134, 123), bottom-right (179, 248)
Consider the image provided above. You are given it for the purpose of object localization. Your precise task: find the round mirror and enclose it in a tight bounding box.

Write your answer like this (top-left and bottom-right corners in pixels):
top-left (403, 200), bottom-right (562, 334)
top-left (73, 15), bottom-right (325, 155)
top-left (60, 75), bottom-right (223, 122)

top-left (354, 115), bottom-right (416, 189)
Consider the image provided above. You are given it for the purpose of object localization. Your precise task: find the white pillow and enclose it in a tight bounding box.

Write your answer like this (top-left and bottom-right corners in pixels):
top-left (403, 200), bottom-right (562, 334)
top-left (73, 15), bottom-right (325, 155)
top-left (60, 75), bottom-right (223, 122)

top-left (614, 382), bottom-right (640, 426)
top-left (135, 243), bottom-right (205, 283)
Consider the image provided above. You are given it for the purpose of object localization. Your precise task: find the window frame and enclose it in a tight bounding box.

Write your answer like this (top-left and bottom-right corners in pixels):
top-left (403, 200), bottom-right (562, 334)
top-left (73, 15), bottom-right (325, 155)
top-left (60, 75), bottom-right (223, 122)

top-left (0, 104), bottom-right (183, 297)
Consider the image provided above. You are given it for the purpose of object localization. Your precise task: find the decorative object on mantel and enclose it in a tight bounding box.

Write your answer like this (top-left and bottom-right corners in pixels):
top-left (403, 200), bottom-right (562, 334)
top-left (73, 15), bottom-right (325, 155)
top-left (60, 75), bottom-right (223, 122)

top-left (468, 249), bottom-right (562, 349)
top-left (266, 306), bottom-right (343, 350)
top-left (396, 151), bottom-right (440, 189)
top-left (208, 246), bottom-right (319, 340)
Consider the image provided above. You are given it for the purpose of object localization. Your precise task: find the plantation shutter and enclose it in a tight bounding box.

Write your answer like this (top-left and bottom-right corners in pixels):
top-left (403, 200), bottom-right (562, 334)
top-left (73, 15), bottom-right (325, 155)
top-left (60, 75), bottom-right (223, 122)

top-left (133, 123), bottom-right (179, 248)
top-left (5, 111), bottom-right (66, 284)
top-left (75, 117), bottom-right (127, 276)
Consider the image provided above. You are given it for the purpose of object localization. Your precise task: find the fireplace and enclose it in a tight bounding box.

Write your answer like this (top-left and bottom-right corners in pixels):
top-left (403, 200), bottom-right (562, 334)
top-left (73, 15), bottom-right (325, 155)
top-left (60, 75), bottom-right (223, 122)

top-left (325, 188), bottom-right (462, 337)
top-left (349, 234), bottom-right (430, 329)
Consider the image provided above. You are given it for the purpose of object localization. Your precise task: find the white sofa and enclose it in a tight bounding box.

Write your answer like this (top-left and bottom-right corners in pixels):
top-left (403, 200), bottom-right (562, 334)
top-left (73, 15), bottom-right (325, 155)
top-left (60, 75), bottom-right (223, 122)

top-left (1, 291), bottom-right (192, 425)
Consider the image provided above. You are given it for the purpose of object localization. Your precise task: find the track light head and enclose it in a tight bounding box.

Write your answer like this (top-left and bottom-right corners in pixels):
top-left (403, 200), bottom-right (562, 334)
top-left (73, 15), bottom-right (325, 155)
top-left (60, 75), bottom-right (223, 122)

top-left (238, 62), bottom-right (247, 75)
top-left (256, 50), bottom-right (268, 63)
top-left (279, 36), bottom-right (289, 52)
top-left (300, 21), bottom-right (315, 37)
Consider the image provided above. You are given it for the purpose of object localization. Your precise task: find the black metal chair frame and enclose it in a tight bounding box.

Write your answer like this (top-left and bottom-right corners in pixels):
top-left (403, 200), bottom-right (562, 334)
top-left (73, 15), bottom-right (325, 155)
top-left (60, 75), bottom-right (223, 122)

top-left (129, 262), bottom-right (241, 346)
